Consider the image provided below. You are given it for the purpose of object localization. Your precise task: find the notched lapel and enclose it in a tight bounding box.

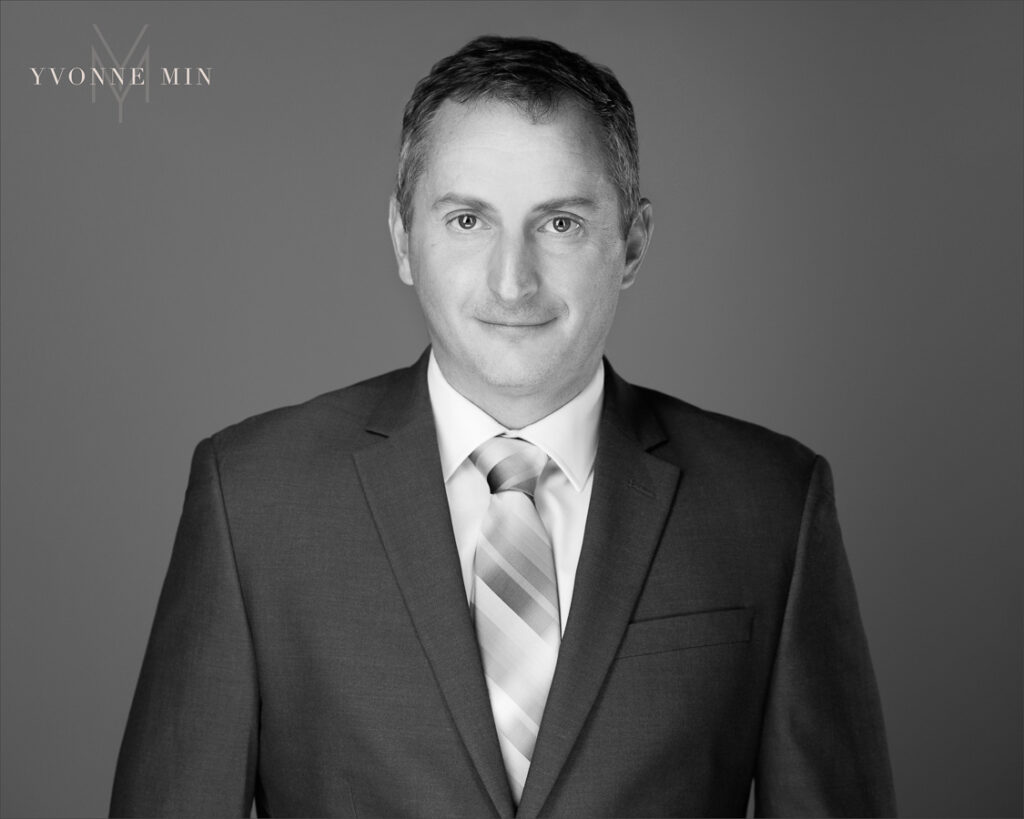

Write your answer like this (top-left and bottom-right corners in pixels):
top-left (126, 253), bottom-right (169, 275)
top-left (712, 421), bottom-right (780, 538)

top-left (353, 359), bottom-right (514, 818)
top-left (517, 367), bottom-right (682, 818)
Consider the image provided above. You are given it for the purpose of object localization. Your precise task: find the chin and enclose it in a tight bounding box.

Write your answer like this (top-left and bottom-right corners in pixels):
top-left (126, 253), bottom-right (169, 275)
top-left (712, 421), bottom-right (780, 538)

top-left (480, 367), bottom-right (548, 394)
top-left (474, 353), bottom-right (555, 395)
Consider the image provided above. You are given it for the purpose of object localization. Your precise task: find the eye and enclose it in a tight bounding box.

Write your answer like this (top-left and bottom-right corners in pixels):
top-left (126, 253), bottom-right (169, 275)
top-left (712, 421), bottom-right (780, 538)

top-left (455, 214), bottom-right (478, 230)
top-left (541, 216), bottom-right (581, 234)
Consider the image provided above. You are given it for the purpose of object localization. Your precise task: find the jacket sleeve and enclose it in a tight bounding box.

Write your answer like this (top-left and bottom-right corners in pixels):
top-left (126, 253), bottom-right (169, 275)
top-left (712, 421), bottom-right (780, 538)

top-left (755, 456), bottom-right (898, 817)
top-left (110, 438), bottom-right (258, 817)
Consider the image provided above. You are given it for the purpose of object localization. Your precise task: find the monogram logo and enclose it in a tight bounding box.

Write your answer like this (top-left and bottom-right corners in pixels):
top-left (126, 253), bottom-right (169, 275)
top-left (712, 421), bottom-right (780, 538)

top-left (91, 24), bottom-right (150, 124)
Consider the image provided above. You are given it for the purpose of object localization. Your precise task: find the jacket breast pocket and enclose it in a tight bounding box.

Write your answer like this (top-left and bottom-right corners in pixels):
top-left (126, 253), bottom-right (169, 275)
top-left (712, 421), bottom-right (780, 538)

top-left (616, 607), bottom-right (753, 659)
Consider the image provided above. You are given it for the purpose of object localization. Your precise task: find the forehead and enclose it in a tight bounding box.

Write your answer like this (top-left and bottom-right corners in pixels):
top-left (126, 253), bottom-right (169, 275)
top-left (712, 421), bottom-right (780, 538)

top-left (416, 98), bottom-right (614, 202)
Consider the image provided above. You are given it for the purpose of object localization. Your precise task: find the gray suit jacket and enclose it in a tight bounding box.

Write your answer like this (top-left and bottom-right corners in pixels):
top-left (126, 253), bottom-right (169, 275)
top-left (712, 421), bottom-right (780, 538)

top-left (111, 351), bottom-right (896, 817)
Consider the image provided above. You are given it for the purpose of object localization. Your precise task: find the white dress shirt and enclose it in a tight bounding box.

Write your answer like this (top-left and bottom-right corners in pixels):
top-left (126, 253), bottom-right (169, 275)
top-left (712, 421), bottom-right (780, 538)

top-left (426, 353), bottom-right (603, 635)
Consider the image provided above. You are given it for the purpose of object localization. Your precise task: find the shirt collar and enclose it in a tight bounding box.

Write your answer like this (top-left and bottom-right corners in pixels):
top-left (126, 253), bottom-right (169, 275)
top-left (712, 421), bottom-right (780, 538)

top-left (427, 351), bottom-right (604, 492)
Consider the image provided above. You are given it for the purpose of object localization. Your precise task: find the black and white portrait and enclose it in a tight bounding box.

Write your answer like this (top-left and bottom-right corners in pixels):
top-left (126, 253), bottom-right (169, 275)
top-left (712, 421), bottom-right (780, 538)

top-left (1, 2), bottom-right (1020, 817)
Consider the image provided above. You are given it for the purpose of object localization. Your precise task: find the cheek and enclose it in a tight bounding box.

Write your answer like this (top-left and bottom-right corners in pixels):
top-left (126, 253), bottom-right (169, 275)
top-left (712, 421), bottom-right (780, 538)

top-left (578, 289), bottom-right (621, 337)
top-left (559, 260), bottom-right (624, 319)
top-left (411, 245), bottom-right (461, 304)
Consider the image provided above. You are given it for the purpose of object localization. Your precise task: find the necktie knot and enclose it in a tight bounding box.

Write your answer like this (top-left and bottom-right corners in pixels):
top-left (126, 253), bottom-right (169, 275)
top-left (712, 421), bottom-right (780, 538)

top-left (471, 436), bottom-right (547, 498)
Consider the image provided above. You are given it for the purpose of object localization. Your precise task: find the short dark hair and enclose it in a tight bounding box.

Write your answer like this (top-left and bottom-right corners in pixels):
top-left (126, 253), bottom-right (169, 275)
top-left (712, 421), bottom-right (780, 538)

top-left (395, 35), bottom-right (640, 235)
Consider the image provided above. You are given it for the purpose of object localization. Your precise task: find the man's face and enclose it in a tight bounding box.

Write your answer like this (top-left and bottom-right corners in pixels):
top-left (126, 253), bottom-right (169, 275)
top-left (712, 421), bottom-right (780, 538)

top-left (389, 98), bottom-right (651, 420)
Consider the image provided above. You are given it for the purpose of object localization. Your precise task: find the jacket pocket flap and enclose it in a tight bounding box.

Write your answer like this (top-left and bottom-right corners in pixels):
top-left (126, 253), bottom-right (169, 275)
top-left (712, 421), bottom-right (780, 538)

top-left (617, 607), bottom-right (753, 659)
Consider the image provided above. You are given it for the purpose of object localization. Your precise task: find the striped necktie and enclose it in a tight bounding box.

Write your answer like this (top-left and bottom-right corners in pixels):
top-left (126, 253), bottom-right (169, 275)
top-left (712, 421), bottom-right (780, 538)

top-left (471, 435), bottom-right (560, 804)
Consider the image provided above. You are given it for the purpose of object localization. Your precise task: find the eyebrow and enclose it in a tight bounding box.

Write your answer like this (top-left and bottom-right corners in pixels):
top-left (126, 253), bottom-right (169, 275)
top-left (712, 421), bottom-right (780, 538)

top-left (431, 194), bottom-right (495, 214)
top-left (431, 193), bottom-right (599, 215)
top-left (529, 196), bottom-right (598, 214)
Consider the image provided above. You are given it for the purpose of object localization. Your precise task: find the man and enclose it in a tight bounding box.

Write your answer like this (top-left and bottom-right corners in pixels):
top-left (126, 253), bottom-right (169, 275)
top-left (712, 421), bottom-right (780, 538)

top-left (111, 36), bottom-right (896, 817)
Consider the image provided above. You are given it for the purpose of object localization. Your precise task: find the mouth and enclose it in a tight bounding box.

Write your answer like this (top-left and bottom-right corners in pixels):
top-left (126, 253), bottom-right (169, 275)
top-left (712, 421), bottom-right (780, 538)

top-left (477, 317), bottom-right (556, 329)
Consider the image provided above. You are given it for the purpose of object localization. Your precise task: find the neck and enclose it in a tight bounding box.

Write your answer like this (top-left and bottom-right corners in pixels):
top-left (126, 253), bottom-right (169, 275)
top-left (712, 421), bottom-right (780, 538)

top-left (438, 362), bottom-right (601, 430)
top-left (469, 392), bottom-right (574, 430)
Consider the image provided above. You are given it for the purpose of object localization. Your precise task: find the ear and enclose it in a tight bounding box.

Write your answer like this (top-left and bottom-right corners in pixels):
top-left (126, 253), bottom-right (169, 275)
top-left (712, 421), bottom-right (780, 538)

top-left (388, 195), bottom-right (413, 286)
top-left (621, 198), bottom-right (653, 290)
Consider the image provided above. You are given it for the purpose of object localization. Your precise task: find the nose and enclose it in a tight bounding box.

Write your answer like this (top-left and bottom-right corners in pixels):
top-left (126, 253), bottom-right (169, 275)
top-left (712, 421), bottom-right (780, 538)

top-left (487, 231), bottom-right (539, 304)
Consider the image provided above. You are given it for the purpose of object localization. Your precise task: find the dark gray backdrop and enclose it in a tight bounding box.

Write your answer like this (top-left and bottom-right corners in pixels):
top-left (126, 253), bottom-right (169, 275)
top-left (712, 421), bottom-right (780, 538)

top-left (1, 2), bottom-right (1021, 817)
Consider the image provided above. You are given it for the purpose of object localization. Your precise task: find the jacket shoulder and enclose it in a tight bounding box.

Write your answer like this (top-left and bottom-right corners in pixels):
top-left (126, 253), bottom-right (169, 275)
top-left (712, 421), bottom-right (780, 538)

top-left (204, 366), bottom-right (406, 466)
top-left (635, 385), bottom-right (820, 494)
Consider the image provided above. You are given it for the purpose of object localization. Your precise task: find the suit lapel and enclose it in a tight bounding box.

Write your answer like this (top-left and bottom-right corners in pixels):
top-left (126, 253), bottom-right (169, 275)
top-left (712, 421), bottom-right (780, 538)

top-left (517, 364), bottom-right (682, 818)
top-left (353, 354), bottom-right (514, 818)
